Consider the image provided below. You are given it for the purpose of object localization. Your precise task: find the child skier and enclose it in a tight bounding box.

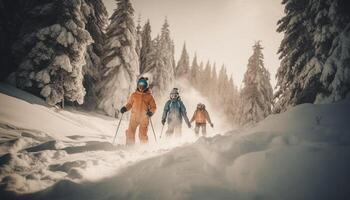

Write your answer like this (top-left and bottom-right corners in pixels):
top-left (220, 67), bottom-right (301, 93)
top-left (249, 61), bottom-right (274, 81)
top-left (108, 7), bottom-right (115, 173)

top-left (161, 88), bottom-right (191, 137)
top-left (190, 103), bottom-right (213, 137)
top-left (120, 77), bottom-right (157, 145)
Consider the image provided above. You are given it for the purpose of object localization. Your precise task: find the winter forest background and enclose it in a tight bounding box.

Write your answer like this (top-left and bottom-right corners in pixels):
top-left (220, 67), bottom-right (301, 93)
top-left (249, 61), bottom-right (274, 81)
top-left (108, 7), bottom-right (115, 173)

top-left (0, 0), bottom-right (350, 126)
top-left (1, 0), bottom-right (350, 199)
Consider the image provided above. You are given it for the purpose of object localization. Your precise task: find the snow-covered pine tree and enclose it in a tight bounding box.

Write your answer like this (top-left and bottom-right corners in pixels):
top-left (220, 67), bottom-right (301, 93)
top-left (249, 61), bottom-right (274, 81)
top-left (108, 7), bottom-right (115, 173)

top-left (226, 75), bottom-right (239, 121)
top-left (274, 0), bottom-right (319, 113)
top-left (217, 64), bottom-right (228, 99)
top-left (175, 43), bottom-right (190, 79)
top-left (209, 63), bottom-right (218, 103)
top-left (314, 0), bottom-right (350, 103)
top-left (190, 53), bottom-right (200, 87)
top-left (143, 35), bottom-right (164, 96)
top-left (159, 19), bottom-right (176, 87)
top-left (142, 18), bottom-right (175, 98)
top-left (236, 42), bottom-right (273, 125)
top-left (135, 15), bottom-right (142, 59)
top-left (196, 61), bottom-right (204, 90)
top-left (201, 61), bottom-right (212, 95)
top-left (13, 0), bottom-right (94, 106)
top-left (82, 0), bottom-right (108, 109)
top-left (140, 19), bottom-right (152, 73)
top-left (97, 0), bottom-right (139, 116)
top-left (274, 0), bottom-right (350, 112)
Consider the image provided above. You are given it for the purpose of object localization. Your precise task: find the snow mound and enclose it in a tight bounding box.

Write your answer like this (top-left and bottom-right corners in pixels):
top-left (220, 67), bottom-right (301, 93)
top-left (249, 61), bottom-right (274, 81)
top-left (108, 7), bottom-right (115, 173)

top-left (1, 83), bottom-right (349, 199)
top-left (1, 98), bottom-right (348, 199)
top-left (0, 84), bottom-right (194, 196)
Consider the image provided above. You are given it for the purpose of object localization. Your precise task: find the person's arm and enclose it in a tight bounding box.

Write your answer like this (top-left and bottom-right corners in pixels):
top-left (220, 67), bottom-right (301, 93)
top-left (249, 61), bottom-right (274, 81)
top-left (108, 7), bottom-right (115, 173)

top-left (125, 93), bottom-right (134, 111)
top-left (162, 101), bottom-right (170, 121)
top-left (180, 101), bottom-right (191, 127)
top-left (148, 95), bottom-right (157, 114)
top-left (190, 111), bottom-right (196, 123)
top-left (205, 110), bottom-right (213, 126)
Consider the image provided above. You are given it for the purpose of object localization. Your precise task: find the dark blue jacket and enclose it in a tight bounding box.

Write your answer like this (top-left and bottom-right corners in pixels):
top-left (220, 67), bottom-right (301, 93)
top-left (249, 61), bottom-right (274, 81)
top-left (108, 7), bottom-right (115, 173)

top-left (162, 98), bottom-right (190, 126)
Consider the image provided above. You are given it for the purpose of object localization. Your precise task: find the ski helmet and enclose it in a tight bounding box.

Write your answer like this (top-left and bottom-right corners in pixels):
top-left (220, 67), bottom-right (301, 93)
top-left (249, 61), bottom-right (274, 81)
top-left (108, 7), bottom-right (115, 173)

top-left (137, 77), bottom-right (149, 91)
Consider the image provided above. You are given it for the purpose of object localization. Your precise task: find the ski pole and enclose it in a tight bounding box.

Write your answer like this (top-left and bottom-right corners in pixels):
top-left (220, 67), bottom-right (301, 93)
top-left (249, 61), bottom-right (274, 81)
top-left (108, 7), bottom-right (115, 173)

top-left (159, 124), bottom-right (165, 139)
top-left (149, 117), bottom-right (158, 143)
top-left (112, 113), bottom-right (124, 145)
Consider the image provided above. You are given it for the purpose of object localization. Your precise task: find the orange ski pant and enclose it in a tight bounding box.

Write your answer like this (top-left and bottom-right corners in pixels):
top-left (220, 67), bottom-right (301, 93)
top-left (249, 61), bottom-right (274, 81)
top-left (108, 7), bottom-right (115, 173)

top-left (126, 116), bottom-right (149, 145)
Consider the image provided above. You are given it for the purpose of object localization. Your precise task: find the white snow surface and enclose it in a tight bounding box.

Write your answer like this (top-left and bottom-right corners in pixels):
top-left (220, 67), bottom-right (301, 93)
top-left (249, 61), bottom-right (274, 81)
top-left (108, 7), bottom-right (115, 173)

top-left (0, 83), bottom-right (350, 200)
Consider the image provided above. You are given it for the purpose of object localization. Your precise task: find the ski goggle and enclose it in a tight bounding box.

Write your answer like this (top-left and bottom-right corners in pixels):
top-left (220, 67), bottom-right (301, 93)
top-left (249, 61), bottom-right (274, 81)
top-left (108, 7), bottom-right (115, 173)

top-left (170, 93), bottom-right (179, 99)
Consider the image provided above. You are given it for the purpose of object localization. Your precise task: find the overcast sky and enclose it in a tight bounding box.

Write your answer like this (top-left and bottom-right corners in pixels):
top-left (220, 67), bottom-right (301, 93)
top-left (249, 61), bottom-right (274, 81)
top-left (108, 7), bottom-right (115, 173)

top-left (102, 0), bottom-right (284, 87)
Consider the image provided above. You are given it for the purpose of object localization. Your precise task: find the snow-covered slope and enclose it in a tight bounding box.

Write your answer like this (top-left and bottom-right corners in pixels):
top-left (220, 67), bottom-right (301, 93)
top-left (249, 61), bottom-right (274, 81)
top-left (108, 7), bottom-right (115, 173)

top-left (1, 83), bottom-right (350, 200)
top-left (0, 83), bottom-right (187, 195)
top-left (0, 83), bottom-right (117, 141)
top-left (0, 83), bottom-right (206, 197)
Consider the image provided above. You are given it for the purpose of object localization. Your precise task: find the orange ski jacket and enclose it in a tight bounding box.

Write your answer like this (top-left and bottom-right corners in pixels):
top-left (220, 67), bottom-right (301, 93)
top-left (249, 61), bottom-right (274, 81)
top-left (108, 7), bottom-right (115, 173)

top-left (125, 89), bottom-right (157, 120)
top-left (190, 109), bottom-right (212, 124)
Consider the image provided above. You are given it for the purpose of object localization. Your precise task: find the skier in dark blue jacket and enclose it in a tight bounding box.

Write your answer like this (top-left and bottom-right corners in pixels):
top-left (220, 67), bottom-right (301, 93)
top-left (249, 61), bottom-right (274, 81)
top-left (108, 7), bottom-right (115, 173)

top-left (161, 88), bottom-right (191, 137)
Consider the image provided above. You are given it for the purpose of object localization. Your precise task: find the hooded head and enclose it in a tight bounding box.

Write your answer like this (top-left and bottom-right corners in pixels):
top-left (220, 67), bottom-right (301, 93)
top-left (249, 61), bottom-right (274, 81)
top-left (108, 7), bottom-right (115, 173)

top-left (197, 103), bottom-right (205, 110)
top-left (170, 88), bottom-right (180, 100)
top-left (137, 77), bottom-right (149, 92)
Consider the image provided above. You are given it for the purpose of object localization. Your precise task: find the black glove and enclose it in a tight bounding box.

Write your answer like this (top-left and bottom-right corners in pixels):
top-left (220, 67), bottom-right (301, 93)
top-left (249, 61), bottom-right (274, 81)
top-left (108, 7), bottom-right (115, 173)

top-left (120, 106), bottom-right (127, 114)
top-left (146, 110), bottom-right (153, 117)
top-left (161, 119), bottom-right (166, 125)
top-left (210, 123), bottom-right (214, 128)
top-left (187, 123), bottom-right (192, 128)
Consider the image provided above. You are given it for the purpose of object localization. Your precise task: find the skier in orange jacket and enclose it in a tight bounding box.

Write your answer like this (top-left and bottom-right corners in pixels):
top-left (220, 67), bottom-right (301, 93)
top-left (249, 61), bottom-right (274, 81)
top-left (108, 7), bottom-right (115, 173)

top-left (120, 77), bottom-right (156, 145)
top-left (190, 103), bottom-right (213, 136)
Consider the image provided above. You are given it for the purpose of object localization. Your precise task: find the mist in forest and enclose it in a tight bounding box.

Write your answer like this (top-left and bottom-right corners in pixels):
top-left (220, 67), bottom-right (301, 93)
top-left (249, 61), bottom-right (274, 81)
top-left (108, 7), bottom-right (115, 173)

top-left (103, 0), bottom-right (284, 87)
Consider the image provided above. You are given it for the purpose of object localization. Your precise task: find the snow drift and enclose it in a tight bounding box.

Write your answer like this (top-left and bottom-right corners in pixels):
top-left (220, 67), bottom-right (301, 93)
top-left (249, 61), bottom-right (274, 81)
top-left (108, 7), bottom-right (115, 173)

top-left (0, 83), bottom-right (350, 200)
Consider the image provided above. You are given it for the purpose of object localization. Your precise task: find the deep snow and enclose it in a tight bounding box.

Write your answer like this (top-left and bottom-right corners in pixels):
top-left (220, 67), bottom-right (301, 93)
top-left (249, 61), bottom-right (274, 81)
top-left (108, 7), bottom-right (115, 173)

top-left (0, 83), bottom-right (350, 200)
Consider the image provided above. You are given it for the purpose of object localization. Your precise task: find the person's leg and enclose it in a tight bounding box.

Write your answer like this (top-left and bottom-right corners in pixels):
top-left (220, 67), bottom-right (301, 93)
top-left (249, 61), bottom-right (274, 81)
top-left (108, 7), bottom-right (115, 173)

top-left (174, 123), bottom-right (182, 137)
top-left (202, 123), bottom-right (207, 137)
top-left (139, 117), bottom-right (149, 144)
top-left (166, 121), bottom-right (175, 137)
top-left (126, 119), bottom-right (139, 145)
top-left (195, 123), bottom-right (200, 136)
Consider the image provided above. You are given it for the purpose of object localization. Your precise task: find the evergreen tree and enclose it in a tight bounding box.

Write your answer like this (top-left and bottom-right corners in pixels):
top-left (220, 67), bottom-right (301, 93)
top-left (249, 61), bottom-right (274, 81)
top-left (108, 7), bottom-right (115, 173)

top-left (217, 65), bottom-right (228, 102)
top-left (192, 60), bottom-right (204, 91)
top-left (226, 75), bottom-right (240, 121)
top-left (13, 0), bottom-right (94, 106)
top-left (82, 0), bottom-right (108, 109)
top-left (135, 15), bottom-right (142, 59)
top-left (201, 61), bottom-right (212, 95)
top-left (236, 42), bottom-right (273, 125)
top-left (140, 19), bottom-right (152, 73)
top-left (190, 53), bottom-right (200, 86)
top-left (142, 19), bottom-right (175, 98)
top-left (274, 0), bottom-right (350, 113)
top-left (97, 0), bottom-right (139, 116)
top-left (175, 43), bottom-right (190, 79)
top-left (197, 61), bottom-right (204, 89)
top-left (313, 0), bottom-right (350, 103)
top-left (274, 0), bottom-right (318, 113)
top-left (209, 64), bottom-right (218, 103)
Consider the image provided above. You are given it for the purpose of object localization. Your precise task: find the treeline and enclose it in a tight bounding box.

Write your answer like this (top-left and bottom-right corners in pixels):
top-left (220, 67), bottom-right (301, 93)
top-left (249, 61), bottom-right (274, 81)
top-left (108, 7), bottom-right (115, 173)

top-left (175, 42), bottom-right (273, 125)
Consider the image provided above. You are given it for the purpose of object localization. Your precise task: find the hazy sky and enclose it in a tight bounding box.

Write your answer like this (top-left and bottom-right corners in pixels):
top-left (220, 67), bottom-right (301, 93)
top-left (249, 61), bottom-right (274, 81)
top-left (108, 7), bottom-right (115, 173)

top-left (102, 0), bottom-right (284, 87)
